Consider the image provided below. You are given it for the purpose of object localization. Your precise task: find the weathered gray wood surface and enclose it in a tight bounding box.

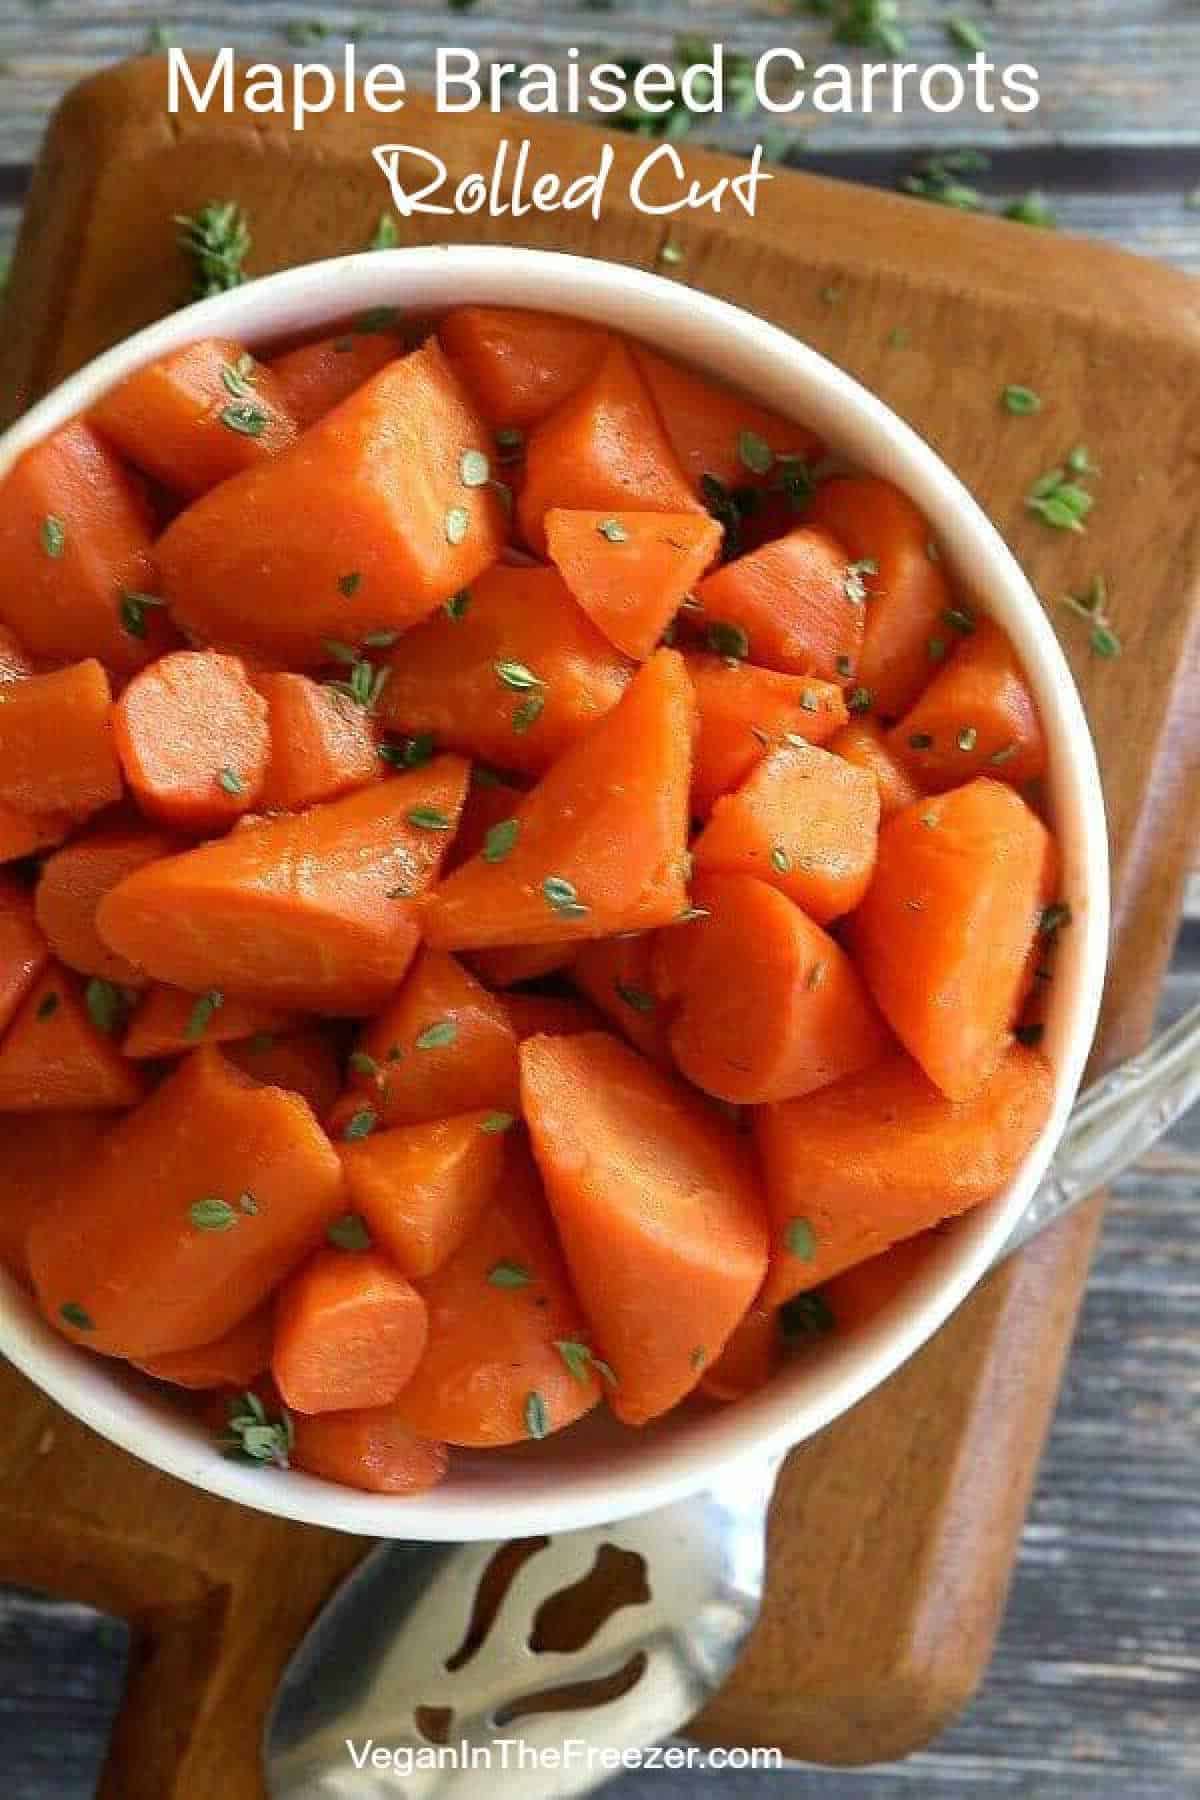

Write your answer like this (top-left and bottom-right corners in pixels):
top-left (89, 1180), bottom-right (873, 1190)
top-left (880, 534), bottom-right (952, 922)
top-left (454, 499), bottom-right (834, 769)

top-left (0, 6), bottom-right (1196, 1797)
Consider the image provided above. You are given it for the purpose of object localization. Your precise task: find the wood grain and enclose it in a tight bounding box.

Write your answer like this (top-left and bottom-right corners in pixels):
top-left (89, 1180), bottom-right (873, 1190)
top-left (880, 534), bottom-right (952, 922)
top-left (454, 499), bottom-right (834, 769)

top-left (0, 56), bottom-right (1198, 1796)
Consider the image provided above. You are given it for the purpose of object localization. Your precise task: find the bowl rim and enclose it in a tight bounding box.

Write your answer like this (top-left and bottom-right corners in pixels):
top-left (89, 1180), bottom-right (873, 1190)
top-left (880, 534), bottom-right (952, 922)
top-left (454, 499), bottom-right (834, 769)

top-left (0, 245), bottom-right (1109, 1539)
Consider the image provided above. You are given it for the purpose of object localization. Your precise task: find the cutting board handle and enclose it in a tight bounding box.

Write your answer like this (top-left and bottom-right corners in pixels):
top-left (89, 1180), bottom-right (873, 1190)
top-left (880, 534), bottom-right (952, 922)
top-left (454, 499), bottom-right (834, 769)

top-left (0, 1503), bottom-right (232, 1799)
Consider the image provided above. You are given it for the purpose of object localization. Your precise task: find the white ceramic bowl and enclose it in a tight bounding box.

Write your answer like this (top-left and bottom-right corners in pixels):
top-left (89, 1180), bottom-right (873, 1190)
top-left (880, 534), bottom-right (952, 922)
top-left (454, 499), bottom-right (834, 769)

top-left (0, 247), bottom-right (1108, 1539)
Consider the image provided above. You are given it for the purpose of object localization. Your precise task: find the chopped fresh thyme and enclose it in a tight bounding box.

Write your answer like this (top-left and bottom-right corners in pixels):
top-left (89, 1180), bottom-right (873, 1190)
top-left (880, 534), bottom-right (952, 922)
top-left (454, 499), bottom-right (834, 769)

top-left (738, 429), bottom-right (774, 476)
top-left (946, 16), bottom-right (987, 53)
top-left (218, 767), bottom-right (245, 796)
top-left (327, 1213), bottom-right (372, 1251)
top-left (597, 518), bottom-right (630, 543)
top-left (460, 449), bottom-right (491, 488)
top-left (85, 979), bottom-right (128, 1036)
top-left (342, 1107), bottom-right (378, 1141)
top-left (415, 1019), bottom-right (457, 1050)
top-left (1027, 464), bottom-right (1094, 533)
top-left (60, 1302), bottom-right (94, 1331)
top-left (705, 620), bottom-right (750, 660)
top-left (120, 591), bottom-right (166, 639)
top-left (957, 725), bottom-right (978, 752)
top-left (338, 571), bottom-right (362, 598)
top-left (1004, 190), bottom-right (1057, 229)
top-left (1002, 385), bottom-right (1041, 416)
top-left (406, 806), bottom-right (453, 832)
top-left (843, 558), bottom-right (877, 604)
top-left (488, 1260), bottom-right (532, 1287)
top-left (615, 981), bottom-right (656, 1013)
top-left (494, 660), bottom-right (542, 692)
top-left (543, 876), bottom-right (589, 919)
top-left (36, 990), bottom-right (60, 1020)
top-left (483, 819), bottom-right (520, 863)
top-left (1060, 575), bottom-right (1120, 657)
top-left (220, 401), bottom-right (269, 438)
top-left (369, 212), bottom-right (399, 250)
top-left (189, 1197), bottom-right (238, 1233)
top-left (177, 201), bottom-right (251, 299)
top-left (524, 1390), bottom-right (550, 1439)
top-left (445, 505), bottom-right (471, 545)
top-left (785, 1217), bottom-right (817, 1260)
top-left (445, 589), bottom-right (470, 620)
top-left (220, 1390), bottom-right (293, 1467)
top-left (40, 515), bottom-right (65, 559)
top-left (480, 1112), bottom-right (515, 1134)
top-left (184, 989), bottom-right (224, 1040)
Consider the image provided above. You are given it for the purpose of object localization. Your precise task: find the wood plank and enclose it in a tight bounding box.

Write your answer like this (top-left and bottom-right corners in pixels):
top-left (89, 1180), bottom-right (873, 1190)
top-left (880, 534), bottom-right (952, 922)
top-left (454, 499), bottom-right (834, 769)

top-left (0, 58), bottom-right (1198, 1794)
top-left (0, 2), bottom-right (1198, 160)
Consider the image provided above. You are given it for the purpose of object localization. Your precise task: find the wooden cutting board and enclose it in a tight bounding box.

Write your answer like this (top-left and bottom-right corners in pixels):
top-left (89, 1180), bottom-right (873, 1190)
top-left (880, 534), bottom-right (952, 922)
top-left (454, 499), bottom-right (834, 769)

top-left (1, 59), bottom-right (1198, 1797)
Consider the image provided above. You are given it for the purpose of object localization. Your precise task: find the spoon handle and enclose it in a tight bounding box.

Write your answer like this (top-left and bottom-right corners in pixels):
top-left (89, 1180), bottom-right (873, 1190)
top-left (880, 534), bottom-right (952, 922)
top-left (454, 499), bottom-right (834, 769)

top-left (996, 1001), bottom-right (1200, 1262)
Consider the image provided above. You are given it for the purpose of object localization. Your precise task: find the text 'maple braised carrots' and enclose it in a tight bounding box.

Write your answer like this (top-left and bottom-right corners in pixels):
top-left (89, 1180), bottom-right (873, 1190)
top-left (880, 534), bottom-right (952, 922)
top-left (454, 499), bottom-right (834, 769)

top-left (96, 756), bottom-right (470, 1014)
top-left (0, 304), bottom-right (1068, 1499)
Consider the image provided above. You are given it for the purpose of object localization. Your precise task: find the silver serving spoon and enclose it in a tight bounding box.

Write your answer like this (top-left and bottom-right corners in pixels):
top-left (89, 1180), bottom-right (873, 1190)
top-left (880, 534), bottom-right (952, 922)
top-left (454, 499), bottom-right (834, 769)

top-left (266, 1004), bottom-right (1200, 1799)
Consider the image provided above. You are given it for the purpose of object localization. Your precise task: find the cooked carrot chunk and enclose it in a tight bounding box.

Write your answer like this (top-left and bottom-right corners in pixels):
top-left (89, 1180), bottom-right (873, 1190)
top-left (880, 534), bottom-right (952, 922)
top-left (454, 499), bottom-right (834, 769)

top-left (466, 943), bottom-right (574, 989)
top-left (439, 305), bottom-right (608, 428)
top-left (340, 1110), bottom-right (506, 1279)
top-left (544, 509), bottom-right (723, 660)
top-left (0, 1111), bottom-right (111, 1287)
top-left (392, 1136), bottom-right (602, 1447)
top-left (0, 661), bottom-right (123, 819)
top-left (521, 1031), bottom-right (768, 1426)
top-left (123, 985), bottom-right (300, 1060)
top-left (693, 739), bottom-right (880, 924)
top-left (268, 330), bottom-right (404, 429)
top-left (329, 948), bottom-right (520, 1136)
top-left (97, 757), bottom-right (469, 1014)
top-left (446, 769), bottom-right (529, 870)
top-left (0, 420), bottom-right (170, 674)
top-left (691, 525), bottom-right (863, 685)
top-left (852, 779), bottom-right (1055, 1100)
top-left (700, 1305), bottom-right (781, 1403)
top-left (755, 1045), bottom-right (1054, 1305)
top-left (158, 341), bottom-right (507, 665)
top-left (827, 717), bottom-right (923, 820)
top-left (684, 652), bottom-right (848, 816)
top-left (91, 339), bottom-right (298, 499)
top-left (377, 562), bottom-right (632, 779)
top-left (29, 1047), bottom-right (342, 1360)
top-left (273, 1249), bottom-right (428, 1415)
top-left (517, 341), bottom-right (704, 554)
top-left (807, 475), bottom-right (951, 719)
top-left (256, 672), bottom-right (379, 812)
top-left (136, 1304), bottom-right (274, 1390)
top-left (0, 875), bottom-right (49, 1039)
top-left (224, 1028), bottom-right (341, 1119)
top-left (571, 934), bottom-right (674, 1068)
top-left (889, 618), bottom-right (1046, 789)
top-left (35, 823), bottom-right (174, 987)
top-left (632, 345), bottom-right (822, 495)
top-left (113, 651), bottom-right (269, 832)
top-left (424, 650), bottom-right (693, 951)
top-left (501, 992), bottom-right (603, 1042)
top-left (821, 1233), bottom-right (942, 1332)
top-left (0, 964), bottom-right (146, 1111)
top-left (290, 1407), bottom-right (448, 1494)
top-left (654, 874), bottom-right (889, 1103)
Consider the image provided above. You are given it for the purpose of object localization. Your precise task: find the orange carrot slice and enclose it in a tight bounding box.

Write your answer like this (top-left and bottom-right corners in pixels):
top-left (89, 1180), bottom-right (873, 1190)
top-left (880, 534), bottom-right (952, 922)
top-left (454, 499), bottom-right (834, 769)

top-left (700, 1304), bottom-right (781, 1403)
top-left (123, 985), bottom-right (300, 1060)
top-left (268, 330), bottom-right (405, 429)
top-left (852, 779), bottom-right (1054, 1100)
top-left (256, 672), bottom-right (379, 812)
top-left (423, 650), bottom-right (694, 952)
top-left (91, 338), bottom-right (297, 499)
top-left (273, 1248), bottom-right (429, 1415)
top-left (888, 618), bottom-right (1046, 789)
top-left (377, 562), bottom-right (632, 779)
top-left (0, 808), bottom-right (72, 866)
top-left (691, 525), bottom-right (864, 684)
top-left (224, 1028), bottom-right (342, 1119)
top-left (466, 943), bottom-right (574, 989)
top-left (755, 1045), bottom-right (1054, 1305)
top-left (544, 509), bottom-right (723, 659)
top-left (521, 1030), bottom-right (768, 1425)
top-left (34, 823), bottom-right (174, 987)
top-left (692, 739), bottom-right (880, 924)
top-left (501, 992), bottom-right (603, 1042)
top-left (0, 660), bottom-right (123, 819)
top-left (632, 344), bottom-right (822, 495)
top-left (0, 874), bottom-right (49, 1039)
top-left (392, 1136), bottom-right (602, 1447)
top-left (684, 652), bottom-right (848, 816)
top-left (28, 1047), bottom-right (342, 1360)
top-left (340, 1109), bottom-right (506, 1279)
top-left (0, 1112), bottom-right (111, 1288)
top-left (0, 964), bottom-right (146, 1111)
top-left (97, 757), bottom-right (469, 1014)
top-left (135, 1304), bottom-right (274, 1390)
top-left (828, 718), bottom-right (923, 820)
top-left (439, 306), bottom-right (608, 428)
top-left (113, 650), bottom-right (270, 832)
top-left (290, 1408), bottom-right (448, 1494)
top-left (571, 934), bottom-right (675, 1068)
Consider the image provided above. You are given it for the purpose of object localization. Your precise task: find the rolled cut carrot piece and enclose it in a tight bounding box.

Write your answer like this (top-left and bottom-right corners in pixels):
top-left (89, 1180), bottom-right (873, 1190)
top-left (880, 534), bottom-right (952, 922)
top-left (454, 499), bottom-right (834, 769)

top-left (423, 650), bottom-right (694, 952)
top-left (571, 934), bottom-right (675, 1068)
top-left (28, 1047), bottom-right (343, 1360)
top-left (91, 338), bottom-right (298, 499)
top-left (439, 305), bottom-right (608, 428)
top-left (135, 1304), bottom-right (274, 1390)
top-left (501, 992), bottom-right (603, 1042)
top-left (0, 874), bottom-right (49, 1040)
top-left (654, 873), bottom-right (889, 1104)
top-left (0, 1111), bottom-right (110, 1287)
top-left (96, 756), bottom-right (469, 1015)
top-left (692, 739), bottom-right (880, 925)
top-left (329, 948), bottom-right (520, 1136)
top-left (267, 330), bottom-right (405, 430)
top-left (700, 1305), bottom-right (782, 1403)
top-left (256, 672), bottom-right (379, 812)
top-left (290, 1407), bottom-right (448, 1494)
top-left (0, 964), bottom-right (146, 1112)
top-left (466, 943), bottom-right (574, 989)
top-left (272, 1249), bottom-right (429, 1415)
top-left (0, 661), bottom-right (123, 819)
top-left (391, 1137), bottom-right (603, 1447)
top-left (447, 770), bottom-right (529, 871)
top-left (827, 717), bottom-right (923, 820)
top-left (339, 1110), bottom-right (506, 1279)
top-left (224, 1028), bottom-right (342, 1119)
top-left (0, 808), bottom-right (72, 866)
top-left (520, 1031), bottom-right (768, 1425)
top-left (632, 344), bottom-right (822, 495)
top-left (35, 824), bottom-right (175, 987)
top-left (158, 340), bottom-right (507, 666)
top-left (378, 562), bottom-right (632, 779)
top-left (123, 985), bottom-right (300, 1060)
top-left (0, 420), bottom-right (171, 675)
top-left (691, 525), bottom-right (864, 686)
top-left (517, 341), bottom-right (704, 555)
top-left (684, 652), bottom-right (848, 816)
top-left (822, 1233), bottom-right (942, 1332)
top-left (113, 651), bottom-right (270, 832)
top-left (755, 1045), bottom-right (1054, 1306)
top-left (544, 509), bottom-right (723, 660)
top-left (807, 475), bottom-right (951, 719)
top-left (888, 618), bottom-right (1046, 790)
top-left (852, 779), bottom-right (1054, 1100)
